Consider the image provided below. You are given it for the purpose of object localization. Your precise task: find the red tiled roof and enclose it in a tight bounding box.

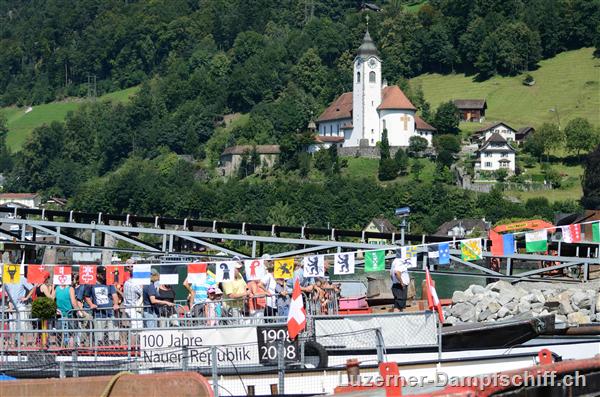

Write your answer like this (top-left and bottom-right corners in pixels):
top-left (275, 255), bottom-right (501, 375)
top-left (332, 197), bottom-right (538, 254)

top-left (316, 92), bottom-right (353, 122)
top-left (0, 193), bottom-right (39, 200)
top-left (314, 135), bottom-right (345, 143)
top-left (378, 86), bottom-right (416, 111)
top-left (415, 115), bottom-right (436, 131)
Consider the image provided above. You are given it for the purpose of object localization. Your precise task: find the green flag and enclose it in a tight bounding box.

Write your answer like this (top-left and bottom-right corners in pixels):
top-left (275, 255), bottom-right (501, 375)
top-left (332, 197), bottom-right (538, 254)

top-left (593, 222), bottom-right (600, 243)
top-left (364, 250), bottom-right (386, 272)
top-left (525, 230), bottom-right (548, 252)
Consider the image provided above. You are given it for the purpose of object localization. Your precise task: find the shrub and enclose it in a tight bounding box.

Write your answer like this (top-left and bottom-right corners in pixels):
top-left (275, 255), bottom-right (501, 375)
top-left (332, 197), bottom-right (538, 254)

top-left (32, 297), bottom-right (57, 320)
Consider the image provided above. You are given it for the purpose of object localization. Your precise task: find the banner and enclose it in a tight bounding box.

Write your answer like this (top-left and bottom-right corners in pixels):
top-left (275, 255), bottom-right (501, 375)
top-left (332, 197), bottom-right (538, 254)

top-left (401, 246), bottom-right (418, 269)
top-left (333, 253), bottom-right (355, 275)
top-left (364, 250), bottom-right (386, 272)
top-left (244, 259), bottom-right (265, 281)
top-left (2, 264), bottom-right (20, 284)
top-left (27, 264), bottom-right (47, 284)
top-left (215, 261), bottom-right (237, 282)
top-left (274, 258), bottom-right (294, 279)
top-left (187, 263), bottom-right (207, 285)
top-left (132, 264), bottom-right (151, 285)
top-left (106, 265), bottom-right (130, 285)
top-left (302, 255), bottom-right (324, 278)
top-left (461, 239), bottom-right (482, 261)
top-left (53, 266), bottom-right (72, 285)
top-left (79, 265), bottom-right (97, 285)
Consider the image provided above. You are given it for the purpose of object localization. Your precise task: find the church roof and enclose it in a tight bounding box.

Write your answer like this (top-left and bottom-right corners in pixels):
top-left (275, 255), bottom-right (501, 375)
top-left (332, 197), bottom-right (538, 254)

top-left (357, 30), bottom-right (379, 57)
top-left (377, 85), bottom-right (417, 111)
top-left (316, 92), bottom-right (353, 122)
top-left (415, 115), bottom-right (436, 131)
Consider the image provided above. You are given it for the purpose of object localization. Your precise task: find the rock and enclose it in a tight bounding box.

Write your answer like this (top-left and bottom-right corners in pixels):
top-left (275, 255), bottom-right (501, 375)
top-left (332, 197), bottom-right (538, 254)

top-left (469, 294), bottom-right (483, 305)
top-left (571, 291), bottom-right (591, 309)
top-left (520, 294), bottom-right (534, 304)
top-left (488, 280), bottom-right (513, 293)
top-left (596, 294), bottom-right (600, 312)
top-left (557, 291), bottom-right (574, 315)
top-left (555, 314), bottom-right (567, 323)
top-left (488, 301), bottom-right (501, 314)
top-left (470, 285), bottom-right (486, 295)
top-left (484, 290), bottom-right (500, 299)
top-left (567, 312), bottom-right (591, 325)
top-left (531, 302), bottom-right (544, 313)
top-left (445, 316), bottom-right (459, 325)
top-left (505, 301), bottom-right (518, 314)
top-left (531, 290), bottom-right (546, 304)
top-left (497, 306), bottom-right (510, 318)
top-left (518, 301), bottom-right (531, 313)
top-left (451, 302), bottom-right (475, 322)
top-left (579, 309), bottom-right (590, 315)
top-left (543, 299), bottom-right (560, 311)
top-left (452, 291), bottom-right (467, 304)
top-left (498, 292), bottom-right (515, 306)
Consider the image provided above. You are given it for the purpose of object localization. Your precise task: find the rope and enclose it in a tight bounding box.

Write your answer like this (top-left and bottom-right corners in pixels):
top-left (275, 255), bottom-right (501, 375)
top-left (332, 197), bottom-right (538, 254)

top-left (100, 371), bottom-right (132, 397)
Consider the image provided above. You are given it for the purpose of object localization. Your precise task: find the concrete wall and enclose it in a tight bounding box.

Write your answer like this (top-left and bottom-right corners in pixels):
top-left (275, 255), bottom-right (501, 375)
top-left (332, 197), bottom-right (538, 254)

top-left (338, 146), bottom-right (406, 159)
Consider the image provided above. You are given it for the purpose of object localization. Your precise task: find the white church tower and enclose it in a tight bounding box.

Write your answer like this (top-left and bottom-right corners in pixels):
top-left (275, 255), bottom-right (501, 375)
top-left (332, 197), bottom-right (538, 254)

top-left (352, 29), bottom-right (381, 147)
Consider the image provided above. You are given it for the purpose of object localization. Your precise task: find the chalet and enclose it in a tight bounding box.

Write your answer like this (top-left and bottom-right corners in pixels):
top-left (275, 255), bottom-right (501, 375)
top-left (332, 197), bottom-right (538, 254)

top-left (434, 218), bottom-right (490, 238)
top-left (476, 133), bottom-right (516, 173)
top-left (219, 145), bottom-right (280, 177)
top-left (471, 122), bottom-right (516, 144)
top-left (0, 193), bottom-right (41, 209)
top-left (516, 126), bottom-right (535, 144)
top-left (364, 217), bottom-right (397, 245)
top-left (453, 99), bottom-right (487, 122)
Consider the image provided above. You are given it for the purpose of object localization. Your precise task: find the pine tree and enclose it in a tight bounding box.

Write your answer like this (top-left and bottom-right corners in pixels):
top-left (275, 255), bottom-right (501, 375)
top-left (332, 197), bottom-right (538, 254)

top-left (378, 129), bottom-right (398, 180)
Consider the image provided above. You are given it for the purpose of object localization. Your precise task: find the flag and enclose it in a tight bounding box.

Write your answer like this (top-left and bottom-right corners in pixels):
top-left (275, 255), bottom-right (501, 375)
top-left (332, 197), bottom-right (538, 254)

top-left (27, 264), bottom-right (47, 284)
top-left (187, 263), bottom-right (207, 285)
top-left (525, 230), bottom-right (548, 252)
top-left (132, 264), bottom-right (151, 285)
top-left (159, 265), bottom-right (179, 285)
top-left (274, 258), bottom-right (294, 279)
top-left (593, 222), bottom-right (600, 242)
top-left (461, 239), bottom-right (482, 261)
top-left (302, 255), bottom-right (325, 277)
top-left (79, 265), bottom-right (97, 285)
top-left (425, 267), bottom-right (444, 324)
top-left (502, 234), bottom-right (515, 255)
top-left (53, 266), bottom-right (72, 285)
top-left (400, 246), bottom-right (418, 269)
top-left (244, 259), bottom-right (266, 280)
top-left (334, 253), bottom-right (355, 275)
top-left (106, 265), bottom-right (129, 285)
top-left (216, 261), bottom-right (237, 282)
top-left (287, 279), bottom-right (306, 340)
top-left (2, 264), bottom-right (20, 284)
top-left (562, 224), bottom-right (581, 243)
top-left (438, 243), bottom-right (450, 265)
top-left (364, 250), bottom-right (386, 272)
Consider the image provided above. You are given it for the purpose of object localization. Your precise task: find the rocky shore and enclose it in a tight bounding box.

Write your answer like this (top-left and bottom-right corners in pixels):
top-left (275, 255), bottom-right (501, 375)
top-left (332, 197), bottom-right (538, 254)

top-left (444, 280), bottom-right (600, 325)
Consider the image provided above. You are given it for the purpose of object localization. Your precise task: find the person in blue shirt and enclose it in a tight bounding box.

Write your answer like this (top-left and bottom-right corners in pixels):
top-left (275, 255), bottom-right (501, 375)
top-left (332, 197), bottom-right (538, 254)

top-left (142, 269), bottom-right (174, 328)
top-left (83, 267), bottom-right (118, 344)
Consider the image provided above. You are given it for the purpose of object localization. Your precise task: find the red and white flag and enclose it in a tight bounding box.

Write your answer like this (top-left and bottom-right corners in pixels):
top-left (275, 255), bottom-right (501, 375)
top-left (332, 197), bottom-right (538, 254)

top-left (53, 266), bottom-right (72, 285)
top-left (287, 279), bottom-right (306, 340)
top-left (425, 267), bottom-right (444, 324)
top-left (27, 264), bottom-right (47, 284)
top-left (79, 265), bottom-right (97, 285)
top-left (562, 224), bottom-right (581, 243)
top-left (187, 263), bottom-right (207, 285)
top-left (106, 265), bottom-right (130, 285)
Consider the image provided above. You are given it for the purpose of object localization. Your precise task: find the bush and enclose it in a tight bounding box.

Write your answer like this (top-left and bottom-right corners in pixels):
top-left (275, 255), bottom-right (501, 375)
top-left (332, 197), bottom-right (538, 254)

top-left (407, 136), bottom-right (428, 157)
top-left (32, 297), bottom-right (57, 320)
top-left (495, 168), bottom-right (509, 182)
top-left (433, 134), bottom-right (461, 153)
top-left (378, 158), bottom-right (398, 181)
top-left (521, 154), bottom-right (536, 168)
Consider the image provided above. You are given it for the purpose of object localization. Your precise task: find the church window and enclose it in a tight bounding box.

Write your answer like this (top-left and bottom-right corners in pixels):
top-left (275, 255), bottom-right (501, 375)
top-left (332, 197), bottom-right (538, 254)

top-left (369, 71), bottom-right (376, 83)
top-left (357, 72), bottom-right (361, 83)
top-left (485, 162), bottom-right (492, 167)
top-left (382, 120), bottom-right (386, 130)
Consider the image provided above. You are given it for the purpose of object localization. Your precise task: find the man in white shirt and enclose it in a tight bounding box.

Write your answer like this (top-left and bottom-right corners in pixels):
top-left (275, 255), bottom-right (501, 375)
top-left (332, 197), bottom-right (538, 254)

top-left (390, 251), bottom-right (410, 312)
top-left (260, 254), bottom-right (278, 318)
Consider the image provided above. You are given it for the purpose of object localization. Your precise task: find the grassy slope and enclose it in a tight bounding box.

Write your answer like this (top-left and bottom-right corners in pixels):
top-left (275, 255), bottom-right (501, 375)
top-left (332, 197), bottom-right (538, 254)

top-left (411, 48), bottom-right (600, 129)
top-left (2, 86), bottom-right (139, 150)
top-left (343, 157), bottom-right (436, 183)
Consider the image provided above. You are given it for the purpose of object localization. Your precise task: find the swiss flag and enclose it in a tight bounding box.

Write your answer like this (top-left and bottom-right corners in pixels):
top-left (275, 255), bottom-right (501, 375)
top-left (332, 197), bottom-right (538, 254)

top-left (425, 267), bottom-right (444, 324)
top-left (27, 264), bottom-right (47, 284)
top-left (287, 279), bottom-right (306, 340)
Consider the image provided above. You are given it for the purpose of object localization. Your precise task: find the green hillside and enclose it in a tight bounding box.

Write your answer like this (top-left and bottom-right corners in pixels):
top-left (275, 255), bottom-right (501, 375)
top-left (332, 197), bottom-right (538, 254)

top-left (411, 48), bottom-right (600, 129)
top-left (2, 86), bottom-right (139, 151)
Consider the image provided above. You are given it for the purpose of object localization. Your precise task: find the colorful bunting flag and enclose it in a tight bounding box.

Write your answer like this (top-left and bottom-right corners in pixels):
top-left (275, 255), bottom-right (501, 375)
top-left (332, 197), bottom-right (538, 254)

top-left (132, 264), bottom-right (151, 285)
top-left (562, 224), bottom-right (581, 243)
top-left (215, 261), bottom-right (237, 282)
top-left (502, 234), bottom-right (515, 255)
top-left (159, 265), bottom-right (179, 285)
top-left (525, 230), bottom-right (548, 252)
top-left (287, 279), bottom-right (306, 340)
top-left (106, 265), bottom-right (129, 285)
top-left (2, 264), bottom-right (20, 284)
top-left (187, 263), bottom-right (207, 285)
top-left (244, 259), bottom-right (266, 280)
top-left (274, 258), bottom-right (294, 279)
top-left (461, 239), bottom-right (482, 261)
top-left (400, 246), bottom-right (418, 269)
top-left (79, 265), bottom-right (97, 285)
top-left (53, 266), bottom-right (72, 285)
top-left (302, 255), bottom-right (325, 277)
top-left (364, 250), bottom-right (386, 272)
top-left (333, 253), bottom-right (355, 275)
top-left (593, 222), bottom-right (600, 243)
top-left (27, 264), bottom-right (47, 284)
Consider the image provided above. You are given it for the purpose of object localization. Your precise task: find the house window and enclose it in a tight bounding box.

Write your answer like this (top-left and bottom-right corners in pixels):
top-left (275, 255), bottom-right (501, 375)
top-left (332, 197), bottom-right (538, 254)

top-left (369, 71), bottom-right (376, 83)
top-left (485, 162), bottom-right (492, 167)
top-left (501, 153), bottom-right (508, 158)
top-left (371, 129), bottom-right (374, 135)
top-left (357, 72), bottom-right (361, 83)
top-left (485, 153), bottom-right (492, 157)
top-left (329, 125), bottom-right (332, 135)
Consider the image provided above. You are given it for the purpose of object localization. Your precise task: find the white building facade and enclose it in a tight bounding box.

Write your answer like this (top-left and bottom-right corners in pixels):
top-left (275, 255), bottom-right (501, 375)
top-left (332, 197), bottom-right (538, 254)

top-left (477, 133), bottom-right (516, 173)
top-left (316, 30), bottom-right (435, 149)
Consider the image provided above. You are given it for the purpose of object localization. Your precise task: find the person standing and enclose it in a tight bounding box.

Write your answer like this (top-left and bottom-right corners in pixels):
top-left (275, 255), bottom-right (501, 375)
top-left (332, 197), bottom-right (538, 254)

top-left (84, 267), bottom-right (119, 344)
top-left (221, 263), bottom-right (248, 319)
top-left (142, 269), bottom-right (174, 328)
top-left (55, 279), bottom-right (79, 347)
top-left (123, 267), bottom-right (143, 329)
top-left (261, 256), bottom-right (278, 319)
top-left (4, 275), bottom-right (35, 345)
top-left (390, 252), bottom-right (410, 312)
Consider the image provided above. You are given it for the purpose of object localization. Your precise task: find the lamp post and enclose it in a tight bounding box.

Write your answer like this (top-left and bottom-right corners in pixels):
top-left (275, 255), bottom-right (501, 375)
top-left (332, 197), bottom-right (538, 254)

top-left (395, 207), bottom-right (410, 246)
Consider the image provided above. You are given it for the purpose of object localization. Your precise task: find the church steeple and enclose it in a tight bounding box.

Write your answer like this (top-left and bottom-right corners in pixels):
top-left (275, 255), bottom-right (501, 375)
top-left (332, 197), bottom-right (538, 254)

top-left (357, 29), bottom-right (379, 57)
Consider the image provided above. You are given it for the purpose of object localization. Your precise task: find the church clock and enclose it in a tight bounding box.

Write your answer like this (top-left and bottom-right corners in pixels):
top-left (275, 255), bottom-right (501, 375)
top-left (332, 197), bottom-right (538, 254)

top-left (368, 58), bottom-right (377, 69)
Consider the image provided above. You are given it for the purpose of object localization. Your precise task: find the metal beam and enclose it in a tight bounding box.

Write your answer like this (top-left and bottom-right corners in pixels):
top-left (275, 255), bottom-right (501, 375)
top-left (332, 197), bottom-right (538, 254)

top-left (511, 260), bottom-right (586, 281)
top-left (270, 245), bottom-right (337, 259)
top-left (448, 254), bottom-right (504, 277)
top-left (177, 235), bottom-right (249, 258)
top-left (101, 229), bottom-right (161, 252)
top-left (31, 225), bottom-right (88, 247)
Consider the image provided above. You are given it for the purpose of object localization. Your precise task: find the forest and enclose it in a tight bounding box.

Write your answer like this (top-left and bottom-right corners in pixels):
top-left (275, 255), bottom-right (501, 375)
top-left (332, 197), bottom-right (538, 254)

top-left (1, 0), bottom-right (599, 232)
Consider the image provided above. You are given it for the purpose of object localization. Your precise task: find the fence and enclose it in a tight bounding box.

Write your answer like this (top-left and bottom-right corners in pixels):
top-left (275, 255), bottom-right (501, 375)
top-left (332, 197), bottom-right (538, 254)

top-left (0, 311), bottom-right (441, 396)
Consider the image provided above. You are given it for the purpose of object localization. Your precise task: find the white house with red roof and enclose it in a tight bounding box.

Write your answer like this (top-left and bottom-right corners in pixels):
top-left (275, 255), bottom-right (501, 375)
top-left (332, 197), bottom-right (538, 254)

top-left (0, 193), bottom-right (41, 208)
top-left (315, 30), bottom-right (436, 149)
top-left (476, 133), bottom-right (516, 173)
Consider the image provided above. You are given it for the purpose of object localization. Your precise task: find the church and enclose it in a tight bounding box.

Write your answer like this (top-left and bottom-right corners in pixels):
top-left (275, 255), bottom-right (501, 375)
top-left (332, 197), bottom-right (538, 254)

top-left (315, 30), bottom-right (436, 149)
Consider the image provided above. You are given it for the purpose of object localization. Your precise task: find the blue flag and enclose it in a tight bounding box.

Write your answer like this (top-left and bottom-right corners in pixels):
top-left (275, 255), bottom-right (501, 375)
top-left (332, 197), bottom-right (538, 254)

top-left (439, 242), bottom-right (450, 265)
top-left (502, 234), bottom-right (515, 255)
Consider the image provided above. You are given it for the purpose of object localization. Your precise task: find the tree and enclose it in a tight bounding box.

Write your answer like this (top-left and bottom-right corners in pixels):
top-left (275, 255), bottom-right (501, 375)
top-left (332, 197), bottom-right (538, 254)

top-left (0, 113), bottom-right (12, 172)
top-left (536, 123), bottom-right (564, 161)
top-left (379, 129), bottom-right (391, 160)
top-left (523, 130), bottom-right (546, 161)
top-left (411, 159), bottom-right (425, 181)
top-left (378, 129), bottom-right (398, 180)
top-left (394, 148), bottom-right (409, 175)
top-left (582, 143), bottom-right (600, 209)
top-left (432, 101), bottom-right (460, 135)
top-left (565, 117), bottom-right (599, 159)
top-left (433, 134), bottom-right (461, 153)
top-left (408, 136), bottom-right (429, 157)
top-left (436, 149), bottom-right (454, 167)
top-left (495, 168), bottom-right (508, 182)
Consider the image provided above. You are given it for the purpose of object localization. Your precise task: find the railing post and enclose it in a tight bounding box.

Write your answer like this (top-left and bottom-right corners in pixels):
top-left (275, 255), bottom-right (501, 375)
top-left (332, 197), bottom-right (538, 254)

top-left (182, 345), bottom-right (189, 371)
top-left (127, 329), bottom-right (132, 371)
top-left (437, 315), bottom-right (443, 366)
top-left (278, 340), bottom-right (285, 395)
top-left (374, 328), bottom-right (385, 364)
top-left (59, 362), bottom-right (66, 378)
top-left (72, 349), bottom-right (79, 377)
top-left (211, 346), bottom-right (219, 397)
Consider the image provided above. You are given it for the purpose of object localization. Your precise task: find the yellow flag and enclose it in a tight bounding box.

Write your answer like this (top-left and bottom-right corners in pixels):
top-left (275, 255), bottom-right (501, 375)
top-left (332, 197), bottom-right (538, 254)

top-left (3, 264), bottom-right (21, 284)
top-left (274, 258), bottom-right (294, 279)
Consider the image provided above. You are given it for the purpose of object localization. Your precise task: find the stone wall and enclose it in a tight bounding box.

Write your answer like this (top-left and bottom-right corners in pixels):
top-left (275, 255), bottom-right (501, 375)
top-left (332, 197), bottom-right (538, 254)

top-left (444, 280), bottom-right (599, 326)
top-left (338, 146), bottom-right (404, 159)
